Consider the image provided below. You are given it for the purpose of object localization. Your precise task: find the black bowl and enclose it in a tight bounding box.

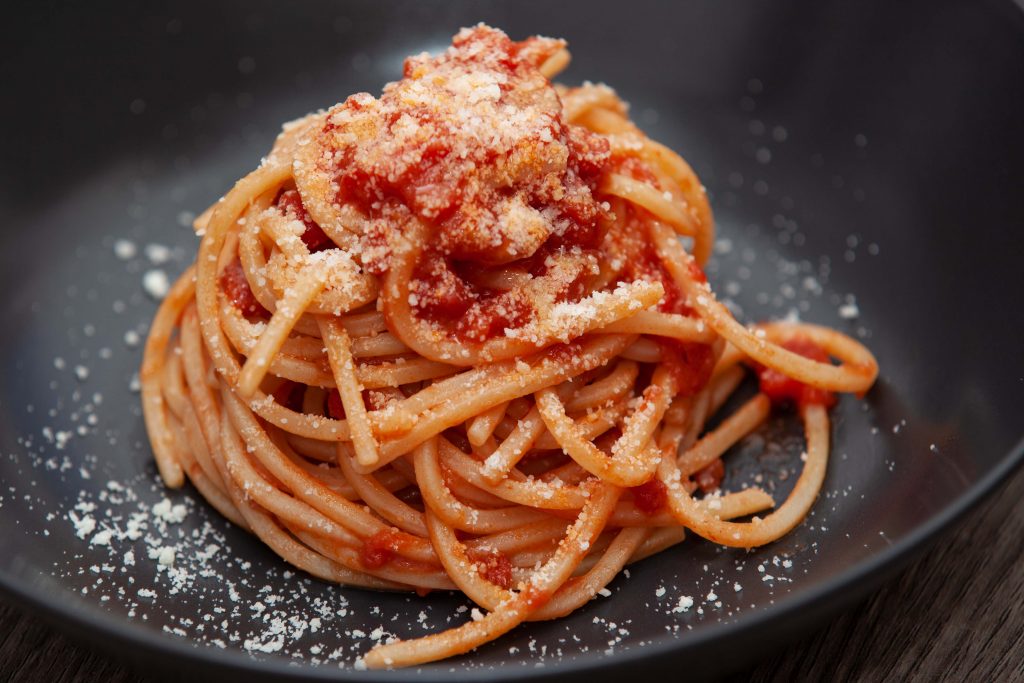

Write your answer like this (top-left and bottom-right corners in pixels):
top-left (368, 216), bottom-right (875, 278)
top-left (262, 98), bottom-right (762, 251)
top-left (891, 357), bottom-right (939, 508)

top-left (2, 1), bottom-right (1023, 681)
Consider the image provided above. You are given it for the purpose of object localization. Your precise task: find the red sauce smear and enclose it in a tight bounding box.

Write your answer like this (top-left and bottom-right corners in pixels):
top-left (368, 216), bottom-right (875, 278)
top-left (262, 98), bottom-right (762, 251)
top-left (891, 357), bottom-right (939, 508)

top-left (631, 479), bottom-right (667, 515)
top-left (611, 155), bottom-right (661, 187)
top-left (360, 529), bottom-right (401, 570)
top-left (686, 259), bottom-right (707, 284)
top-left (627, 244), bottom-right (689, 315)
top-left (220, 259), bottom-right (268, 318)
top-left (695, 459), bottom-right (725, 493)
top-left (757, 337), bottom-right (837, 409)
top-left (659, 340), bottom-right (716, 396)
top-left (324, 27), bottom-right (610, 262)
top-left (326, 389), bottom-right (345, 420)
top-left (277, 189), bottom-right (333, 252)
top-left (453, 293), bottom-right (534, 342)
top-left (410, 252), bottom-right (476, 321)
top-left (311, 26), bottom-right (614, 343)
top-left (468, 549), bottom-right (513, 589)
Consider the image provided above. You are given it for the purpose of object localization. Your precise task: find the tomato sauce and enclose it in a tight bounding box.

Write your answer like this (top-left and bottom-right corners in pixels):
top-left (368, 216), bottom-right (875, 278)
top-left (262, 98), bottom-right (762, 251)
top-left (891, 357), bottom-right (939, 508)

top-left (410, 253), bottom-right (478, 321)
top-left (220, 259), bottom-right (268, 318)
top-left (360, 529), bottom-right (401, 570)
top-left (756, 337), bottom-right (837, 408)
top-left (610, 154), bottom-right (661, 187)
top-left (624, 243), bottom-right (695, 315)
top-left (311, 26), bottom-right (619, 341)
top-left (276, 189), bottom-right (332, 252)
top-left (686, 259), bottom-right (707, 285)
top-left (468, 549), bottom-right (513, 589)
top-left (326, 389), bottom-right (345, 420)
top-left (631, 479), bottom-right (667, 515)
top-left (411, 244), bottom-right (596, 342)
top-left (452, 295), bottom-right (534, 342)
top-left (659, 340), bottom-right (716, 396)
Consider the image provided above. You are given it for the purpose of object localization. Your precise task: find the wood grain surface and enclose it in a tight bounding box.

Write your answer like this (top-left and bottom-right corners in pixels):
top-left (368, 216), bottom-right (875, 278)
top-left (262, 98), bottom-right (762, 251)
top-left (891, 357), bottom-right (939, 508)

top-left (3, 466), bottom-right (1022, 683)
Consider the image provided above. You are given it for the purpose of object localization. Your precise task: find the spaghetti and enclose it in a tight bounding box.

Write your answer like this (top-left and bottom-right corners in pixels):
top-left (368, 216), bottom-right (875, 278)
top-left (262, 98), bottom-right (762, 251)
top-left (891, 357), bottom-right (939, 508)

top-left (141, 25), bottom-right (878, 668)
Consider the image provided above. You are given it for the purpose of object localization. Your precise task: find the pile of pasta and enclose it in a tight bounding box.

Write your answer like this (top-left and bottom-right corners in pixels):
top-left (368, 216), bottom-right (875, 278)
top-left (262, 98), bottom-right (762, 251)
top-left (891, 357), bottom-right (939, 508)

top-left (141, 26), bottom-right (877, 668)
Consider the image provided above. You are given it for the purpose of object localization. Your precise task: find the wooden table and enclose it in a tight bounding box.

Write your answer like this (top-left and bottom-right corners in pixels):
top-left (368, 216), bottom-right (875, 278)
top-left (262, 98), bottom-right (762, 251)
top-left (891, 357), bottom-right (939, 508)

top-left (3, 466), bottom-right (1021, 682)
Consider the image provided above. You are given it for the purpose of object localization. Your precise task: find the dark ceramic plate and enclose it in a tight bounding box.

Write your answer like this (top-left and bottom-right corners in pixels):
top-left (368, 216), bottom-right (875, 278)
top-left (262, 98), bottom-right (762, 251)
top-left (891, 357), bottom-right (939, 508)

top-left (2, 1), bottom-right (1023, 681)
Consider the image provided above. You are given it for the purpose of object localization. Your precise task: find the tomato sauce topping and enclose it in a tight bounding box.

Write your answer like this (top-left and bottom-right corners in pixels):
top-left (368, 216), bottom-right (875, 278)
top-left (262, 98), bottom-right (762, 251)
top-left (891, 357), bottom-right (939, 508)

top-left (686, 259), bottom-right (707, 285)
top-left (317, 26), bottom-right (610, 264)
top-left (631, 479), bottom-right (667, 515)
top-left (303, 25), bottom-right (615, 342)
top-left (659, 340), bottom-right (716, 396)
top-left (360, 529), bottom-right (401, 570)
top-left (611, 154), bottom-right (661, 187)
top-left (645, 249), bottom-right (684, 314)
top-left (276, 189), bottom-right (333, 252)
top-left (468, 549), bottom-right (513, 589)
top-left (453, 294), bottom-right (534, 342)
top-left (619, 240), bottom-right (703, 316)
top-left (220, 259), bottom-right (268, 318)
top-left (326, 389), bottom-right (345, 420)
top-left (756, 337), bottom-right (837, 408)
top-left (409, 252), bottom-right (476, 321)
